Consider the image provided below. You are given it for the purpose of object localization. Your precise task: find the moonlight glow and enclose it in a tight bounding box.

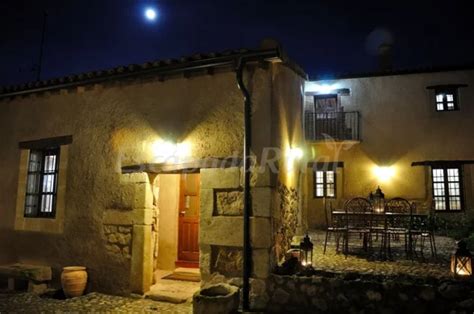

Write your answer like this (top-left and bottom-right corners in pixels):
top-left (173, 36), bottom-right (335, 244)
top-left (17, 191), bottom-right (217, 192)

top-left (145, 8), bottom-right (157, 21)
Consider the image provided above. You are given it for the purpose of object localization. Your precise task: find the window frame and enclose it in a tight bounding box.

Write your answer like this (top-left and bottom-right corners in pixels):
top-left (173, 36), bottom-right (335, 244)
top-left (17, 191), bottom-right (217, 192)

top-left (24, 147), bottom-right (60, 218)
top-left (431, 166), bottom-right (464, 211)
top-left (435, 88), bottom-right (459, 112)
top-left (313, 169), bottom-right (337, 199)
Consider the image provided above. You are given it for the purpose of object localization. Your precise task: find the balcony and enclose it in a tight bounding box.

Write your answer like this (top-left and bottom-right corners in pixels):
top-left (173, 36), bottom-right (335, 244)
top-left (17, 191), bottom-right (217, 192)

top-left (304, 111), bottom-right (360, 142)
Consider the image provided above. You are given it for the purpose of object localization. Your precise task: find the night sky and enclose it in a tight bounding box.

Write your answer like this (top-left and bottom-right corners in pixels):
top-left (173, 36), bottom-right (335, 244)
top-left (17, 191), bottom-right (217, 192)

top-left (1, 0), bottom-right (473, 86)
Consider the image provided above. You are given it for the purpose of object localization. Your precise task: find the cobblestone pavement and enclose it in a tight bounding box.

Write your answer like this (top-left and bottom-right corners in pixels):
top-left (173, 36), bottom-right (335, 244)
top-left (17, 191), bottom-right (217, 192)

top-left (0, 291), bottom-right (192, 313)
top-left (309, 230), bottom-right (454, 279)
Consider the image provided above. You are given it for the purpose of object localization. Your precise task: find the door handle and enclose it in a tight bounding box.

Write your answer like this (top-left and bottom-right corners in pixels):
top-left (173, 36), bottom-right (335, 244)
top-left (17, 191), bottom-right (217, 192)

top-left (180, 211), bottom-right (186, 215)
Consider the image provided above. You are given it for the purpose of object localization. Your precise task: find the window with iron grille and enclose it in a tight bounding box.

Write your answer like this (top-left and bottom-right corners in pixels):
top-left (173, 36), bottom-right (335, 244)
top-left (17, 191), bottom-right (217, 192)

top-left (435, 88), bottom-right (458, 111)
top-left (24, 147), bottom-right (60, 218)
top-left (314, 170), bottom-right (336, 198)
top-left (432, 167), bottom-right (463, 211)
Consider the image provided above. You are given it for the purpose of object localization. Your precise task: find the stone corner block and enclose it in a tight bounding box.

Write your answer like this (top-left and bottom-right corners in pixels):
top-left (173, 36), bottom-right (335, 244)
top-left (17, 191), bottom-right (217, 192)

top-left (250, 217), bottom-right (272, 249)
top-left (120, 173), bottom-right (150, 185)
top-left (130, 225), bottom-right (153, 294)
top-left (200, 217), bottom-right (271, 249)
top-left (201, 167), bottom-right (241, 189)
top-left (252, 249), bottom-right (271, 279)
top-left (133, 208), bottom-right (153, 225)
top-left (251, 187), bottom-right (272, 217)
top-left (104, 208), bottom-right (153, 226)
top-left (133, 182), bottom-right (154, 209)
top-left (241, 166), bottom-right (274, 188)
top-left (103, 209), bottom-right (133, 225)
top-left (200, 188), bottom-right (214, 219)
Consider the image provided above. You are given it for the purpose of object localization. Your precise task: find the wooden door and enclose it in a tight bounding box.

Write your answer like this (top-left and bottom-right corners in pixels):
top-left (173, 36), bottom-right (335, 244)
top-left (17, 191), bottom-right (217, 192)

top-left (177, 173), bottom-right (200, 267)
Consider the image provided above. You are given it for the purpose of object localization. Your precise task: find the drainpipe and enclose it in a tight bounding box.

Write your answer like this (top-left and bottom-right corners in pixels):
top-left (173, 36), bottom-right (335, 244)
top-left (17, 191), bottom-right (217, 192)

top-left (236, 56), bottom-right (252, 311)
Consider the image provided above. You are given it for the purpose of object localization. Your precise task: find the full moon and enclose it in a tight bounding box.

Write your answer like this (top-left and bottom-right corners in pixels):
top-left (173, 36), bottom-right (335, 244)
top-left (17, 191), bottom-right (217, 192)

top-left (145, 8), bottom-right (157, 21)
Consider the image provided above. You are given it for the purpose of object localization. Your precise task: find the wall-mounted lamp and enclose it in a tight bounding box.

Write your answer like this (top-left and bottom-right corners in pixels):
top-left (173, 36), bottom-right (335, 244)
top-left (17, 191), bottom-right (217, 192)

top-left (373, 166), bottom-right (395, 183)
top-left (151, 140), bottom-right (190, 163)
top-left (305, 82), bottom-right (339, 94)
top-left (287, 147), bottom-right (303, 171)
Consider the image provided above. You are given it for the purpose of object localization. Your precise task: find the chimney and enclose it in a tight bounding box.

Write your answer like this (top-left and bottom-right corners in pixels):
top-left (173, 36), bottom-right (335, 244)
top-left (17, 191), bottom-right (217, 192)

top-left (377, 43), bottom-right (393, 71)
top-left (259, 38), bottom-right (280, 50)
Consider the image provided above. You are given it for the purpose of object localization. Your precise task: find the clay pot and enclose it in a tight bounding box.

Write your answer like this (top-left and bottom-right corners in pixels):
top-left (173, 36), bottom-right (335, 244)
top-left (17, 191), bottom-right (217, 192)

top-left (61, 266), bottom-right (88, 298)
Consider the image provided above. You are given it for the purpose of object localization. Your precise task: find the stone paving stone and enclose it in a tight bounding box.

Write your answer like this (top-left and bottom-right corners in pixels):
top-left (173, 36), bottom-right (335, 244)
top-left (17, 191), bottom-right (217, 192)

top-left (0, 291), bottom-right (192, 313)
top-left (309, 230), bottom-right (454, 279)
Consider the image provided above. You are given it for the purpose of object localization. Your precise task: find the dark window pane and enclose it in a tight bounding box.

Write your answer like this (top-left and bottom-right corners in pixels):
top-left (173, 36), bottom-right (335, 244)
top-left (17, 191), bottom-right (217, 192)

top-left (28, 151), bottom-right (42, 172)
top-left (24, 147), bottom-right (60, 217)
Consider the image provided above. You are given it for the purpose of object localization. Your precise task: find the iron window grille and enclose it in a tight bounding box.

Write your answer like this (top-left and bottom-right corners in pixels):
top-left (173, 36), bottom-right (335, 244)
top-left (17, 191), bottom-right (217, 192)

top-left (435, 88), bottom-right (459, 111)
top-left (314, 170), bottom-right (336, 198)
top-left (24, 147), bottom-right (60, 218)
top-left (432, 167), bottom-right (464, 211)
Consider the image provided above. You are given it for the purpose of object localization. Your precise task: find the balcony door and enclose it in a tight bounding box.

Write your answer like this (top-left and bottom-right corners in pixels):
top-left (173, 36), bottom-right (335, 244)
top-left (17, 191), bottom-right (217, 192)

top-left (314, 94), bottom-right (339, 117)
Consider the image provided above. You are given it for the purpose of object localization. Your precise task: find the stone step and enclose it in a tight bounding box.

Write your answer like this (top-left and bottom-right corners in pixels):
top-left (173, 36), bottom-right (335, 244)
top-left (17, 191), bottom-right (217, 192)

top-left (146, 291), bottom-right (189, 304)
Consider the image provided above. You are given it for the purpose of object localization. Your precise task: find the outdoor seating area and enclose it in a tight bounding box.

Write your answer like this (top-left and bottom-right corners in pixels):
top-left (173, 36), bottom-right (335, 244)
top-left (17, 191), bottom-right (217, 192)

top-left (323, 192), bottom-right (437, 260)
top-left (310, 230), bottom-right (453, 279)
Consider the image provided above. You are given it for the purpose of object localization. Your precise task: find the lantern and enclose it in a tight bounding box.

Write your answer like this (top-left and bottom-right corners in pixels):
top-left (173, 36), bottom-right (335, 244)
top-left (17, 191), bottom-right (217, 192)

top-left (299, 234), bottom-right (314, 267)
top-left (451, 240), bottom-right (472, 278)
top-left (371, 186), bottom-right (385, 213)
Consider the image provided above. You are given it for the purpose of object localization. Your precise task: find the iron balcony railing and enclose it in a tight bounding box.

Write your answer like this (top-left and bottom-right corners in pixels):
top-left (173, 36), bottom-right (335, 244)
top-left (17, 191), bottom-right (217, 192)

top-left (304, 111), bottom-right (360, 141)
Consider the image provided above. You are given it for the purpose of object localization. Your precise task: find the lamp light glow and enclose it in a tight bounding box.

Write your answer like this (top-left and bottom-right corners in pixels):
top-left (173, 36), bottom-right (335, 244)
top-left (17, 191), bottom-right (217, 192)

top-left (451, 240), bottom-right (472, 278)
top-left (373, 166), bottom-right (395, 183)
top-left (288, 147), bottom-right (303, 160)
top-left (305, 82), bottom-right (339, 94)
top-left (287, 147), bottom-right (303, 171)
top-left (151, 140), bottom-right (190, 163)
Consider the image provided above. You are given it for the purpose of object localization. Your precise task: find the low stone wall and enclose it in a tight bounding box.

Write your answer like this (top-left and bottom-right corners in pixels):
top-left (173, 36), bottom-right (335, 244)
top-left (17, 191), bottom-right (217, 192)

top-left (267, 272), bottom-right (474, 313)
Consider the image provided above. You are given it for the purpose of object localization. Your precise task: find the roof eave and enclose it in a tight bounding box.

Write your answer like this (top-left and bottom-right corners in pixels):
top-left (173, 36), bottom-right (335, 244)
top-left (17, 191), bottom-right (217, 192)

top-left (0, 48), bottom-right (284, 99)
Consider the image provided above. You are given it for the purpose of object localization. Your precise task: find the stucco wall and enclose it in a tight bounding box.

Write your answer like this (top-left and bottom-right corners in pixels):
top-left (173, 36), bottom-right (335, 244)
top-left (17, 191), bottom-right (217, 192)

top-left (0, 68), bottom-right (257, 294)
top-left (155, 174), bottom-right (179, 271)
top-left (0, 60), bottom-right (305, 296)
top-left (271, 63), bottom-right (306, 257)
top-left (305, 70), bottom-right (474, 227)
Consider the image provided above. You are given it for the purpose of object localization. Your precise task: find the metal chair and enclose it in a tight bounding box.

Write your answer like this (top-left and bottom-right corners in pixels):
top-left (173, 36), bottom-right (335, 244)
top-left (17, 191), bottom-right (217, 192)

top-left (409, 205), bottom-right (437, 258)
top-left (343, 197), bottom-right (373, 255)
top-left (323, 201), bottom-right (346, 254)
top-left (384, 198), bottom-right (412, 257)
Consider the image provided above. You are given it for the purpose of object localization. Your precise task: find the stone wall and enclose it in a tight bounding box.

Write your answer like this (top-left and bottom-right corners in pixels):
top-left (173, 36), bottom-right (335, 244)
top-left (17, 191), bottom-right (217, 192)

top-left (199, 166), bottom-right (273, 309)
top-left (267, 272), bottom-right (474, 313)
top-left (0, 55), bottom-right (304, 297)
top-left (103, 225), bottom-right (132, 259)
top-left (211, 246), bottom-right (243, 277)
top-left (102, 173), bottom-right (154, 294)
top-left (0, 67), bottom-right (259, 295)
top-left (273, 183), bottom-right (299, 263)
top-left (214, 190), bottom-right (244, 216)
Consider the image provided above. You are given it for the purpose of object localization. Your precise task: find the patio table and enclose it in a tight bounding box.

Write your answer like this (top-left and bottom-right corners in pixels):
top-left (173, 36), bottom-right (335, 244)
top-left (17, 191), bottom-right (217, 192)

top-left (331, 211), bottom-right (429, 257)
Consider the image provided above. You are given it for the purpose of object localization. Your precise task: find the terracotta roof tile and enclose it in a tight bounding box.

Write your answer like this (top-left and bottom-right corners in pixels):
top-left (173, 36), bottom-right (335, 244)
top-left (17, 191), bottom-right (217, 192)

top-left (0, 44), bottom-right (308, 97)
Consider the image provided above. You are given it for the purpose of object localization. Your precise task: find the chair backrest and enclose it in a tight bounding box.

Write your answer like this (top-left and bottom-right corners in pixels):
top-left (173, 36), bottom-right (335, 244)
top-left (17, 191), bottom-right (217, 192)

top-left (385, 197), bottom-right (411, 213)
top-left (385, 197), bottom-right (412, 229)
top-left (344, 197), bottom-right (372, 228)
top-left (344, 197), bottom-right (372, 213)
